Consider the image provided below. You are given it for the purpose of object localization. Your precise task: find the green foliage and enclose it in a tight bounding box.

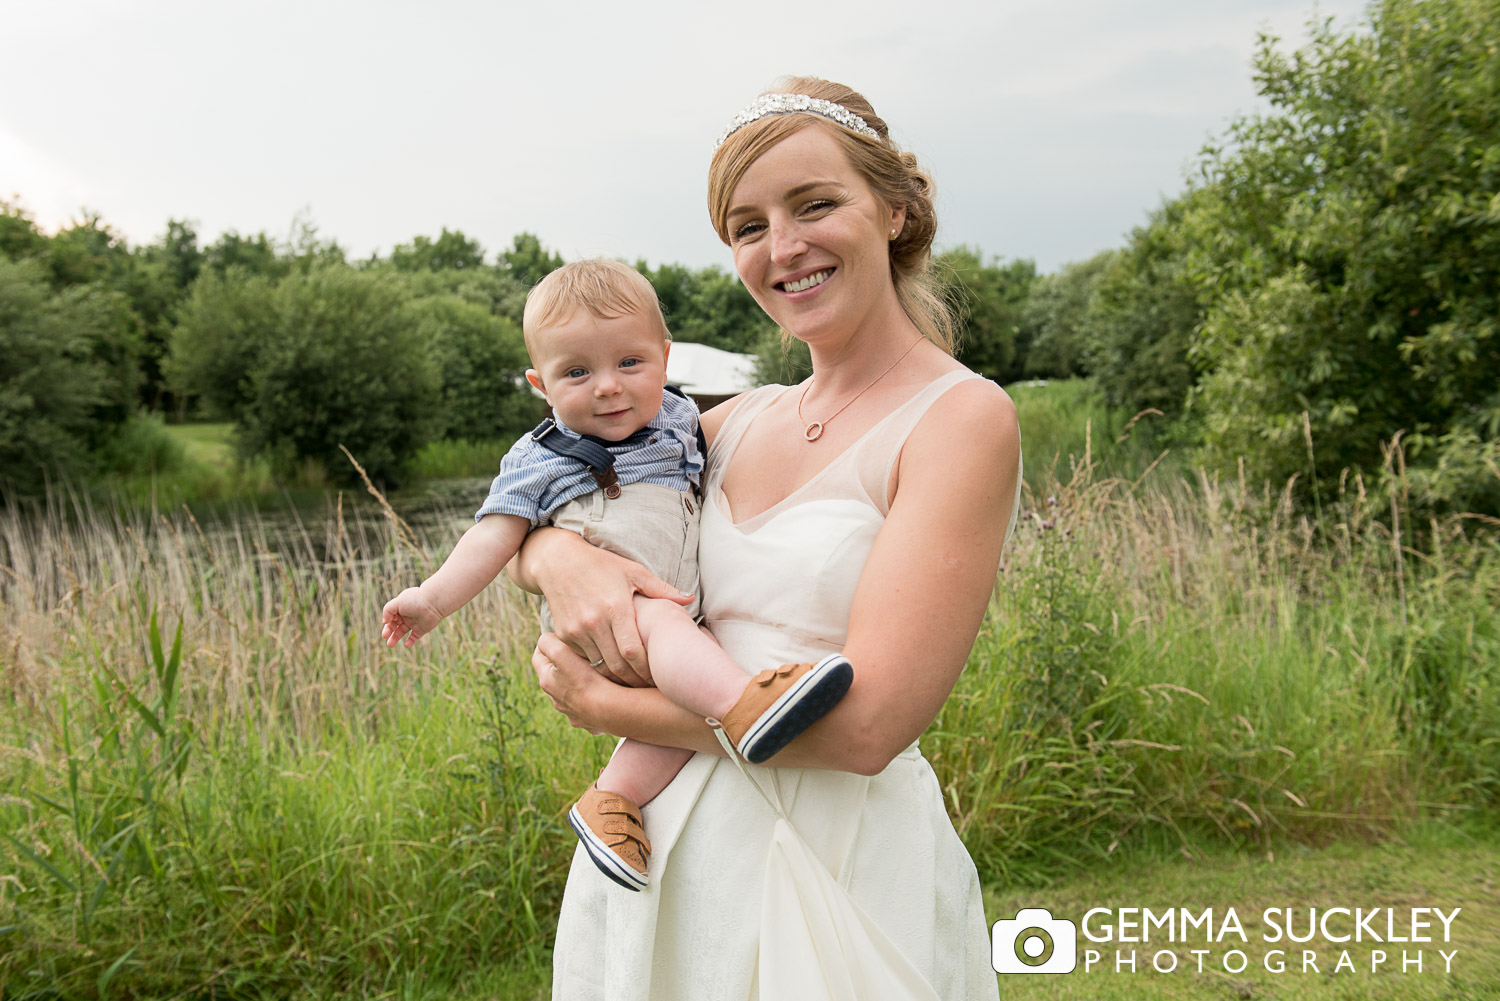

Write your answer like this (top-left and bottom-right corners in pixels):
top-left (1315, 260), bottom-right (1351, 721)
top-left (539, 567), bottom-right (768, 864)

top-left (412, 291), bottom-right (537, 440)
top-left (44, 213), bottom-right (131, 288)
top-left (169, 268), bottom-right (279, 420)
top-left (111, 255), bottom-right (182, 410)
top-left (0, 259), bottom-right (143, 499)
top-left (244, 269), bottom-right (441, 486)
top-left (170, 267), bottom-right (442, 486)
top-left (497, 232), bottom-right (563, 288)
top-left (202, 229), bottom-right (287, 280)
top-left (399, 264), bottom-right (530, 329)
top-left (391, 227), bottom-right (486, 273)
top-left (92, 411), bottom-right (185, 478)
top-left (147, 218), bottom-right (203, 291)
top-left (2, 384), bottom-right (1497, 991)
top-left (1083, 198), bottom-right (1206, 418)
top-left (407, 436), bottom-right (514, 481)
top-left (940, 247), bottom-right (1037, 383)
top-left (1021, 251), bottom-right (1113, 379)
top-left (640, 261), bottom-right (773, 353)
top-left (751, 327), bottom-right (813, 386)
top-left (1183, 0), bottom-right (1500, 513)
top-left (0, 199), bottom-right (49, 261)
top-left (1007, 378), bottom-right (1178, 492)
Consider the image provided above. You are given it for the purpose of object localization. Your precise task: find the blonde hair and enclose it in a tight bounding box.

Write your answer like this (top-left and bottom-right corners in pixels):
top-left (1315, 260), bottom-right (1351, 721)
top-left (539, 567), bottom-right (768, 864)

top-left (708, 76), bottom-right (955, 354)
top-left (522, 259), bottom-right (670, 358)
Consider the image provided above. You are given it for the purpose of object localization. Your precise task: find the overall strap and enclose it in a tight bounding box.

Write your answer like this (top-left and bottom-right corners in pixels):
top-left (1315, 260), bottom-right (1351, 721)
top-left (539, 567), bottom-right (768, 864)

top-left (529, 419), bottom-right (653, 498)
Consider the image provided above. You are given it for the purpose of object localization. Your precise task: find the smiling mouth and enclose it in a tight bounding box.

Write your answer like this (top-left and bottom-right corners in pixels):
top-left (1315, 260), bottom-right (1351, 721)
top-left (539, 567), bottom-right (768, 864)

top-left (777, 269), bottom-right (834, 293)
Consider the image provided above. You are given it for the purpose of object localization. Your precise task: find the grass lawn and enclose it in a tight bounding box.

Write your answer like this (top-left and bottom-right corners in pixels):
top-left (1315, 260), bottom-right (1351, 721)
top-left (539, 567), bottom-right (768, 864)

top-left (163, 420), bottom-right (236, 468)
top-left (984, 822), bottom-right (1500, 1001)
top-left (470, 823), bottom-right (1499, 1000)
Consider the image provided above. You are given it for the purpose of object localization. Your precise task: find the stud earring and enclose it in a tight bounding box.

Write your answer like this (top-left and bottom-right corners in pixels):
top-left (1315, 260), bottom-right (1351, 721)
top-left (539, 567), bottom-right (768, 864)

top-left (889, 228), bottom-right (898, 241)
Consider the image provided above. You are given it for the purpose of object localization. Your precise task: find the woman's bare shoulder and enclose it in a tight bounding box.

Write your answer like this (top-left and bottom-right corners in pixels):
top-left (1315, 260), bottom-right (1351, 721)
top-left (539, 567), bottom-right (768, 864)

top-left (929, 375), bottom-right (1017, 440)
top-left (905, 376), bottom-right (1020, 479)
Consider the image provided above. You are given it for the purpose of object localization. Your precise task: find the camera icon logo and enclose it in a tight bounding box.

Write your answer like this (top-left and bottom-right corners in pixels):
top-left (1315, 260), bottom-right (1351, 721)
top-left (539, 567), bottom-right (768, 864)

top-left (992, 908), bottom-right (1078, 974)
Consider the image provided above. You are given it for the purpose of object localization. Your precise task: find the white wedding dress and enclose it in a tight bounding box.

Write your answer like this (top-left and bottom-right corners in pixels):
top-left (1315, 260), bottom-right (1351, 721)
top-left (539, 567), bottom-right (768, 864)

top-left (551, 370), bottom-right (1012, 1000)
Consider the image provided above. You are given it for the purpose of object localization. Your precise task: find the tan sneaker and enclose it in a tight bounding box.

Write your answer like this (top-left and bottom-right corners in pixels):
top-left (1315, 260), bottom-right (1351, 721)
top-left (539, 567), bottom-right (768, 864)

top-left (719, 654), bottom-right (854, 764)
top-left (568, 784), bottom-right (651, 891)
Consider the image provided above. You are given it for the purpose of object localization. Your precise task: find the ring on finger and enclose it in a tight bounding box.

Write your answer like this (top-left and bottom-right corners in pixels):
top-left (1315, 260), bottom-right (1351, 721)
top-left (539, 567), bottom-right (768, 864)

top-left (588, 658), bottom-right (606, 669)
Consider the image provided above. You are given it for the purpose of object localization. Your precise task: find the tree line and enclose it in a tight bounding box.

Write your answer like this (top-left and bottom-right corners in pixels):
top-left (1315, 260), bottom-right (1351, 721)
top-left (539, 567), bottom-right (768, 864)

top-left (2, 0), bottom-right (1495, 513)
top-left (963, 0), bottom-right (1499, 516)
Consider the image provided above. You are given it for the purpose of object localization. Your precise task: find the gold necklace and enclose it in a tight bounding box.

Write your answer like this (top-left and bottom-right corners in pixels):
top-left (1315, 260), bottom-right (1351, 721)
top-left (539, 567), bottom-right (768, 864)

top-left (796, 337), bottom-right (923, 442)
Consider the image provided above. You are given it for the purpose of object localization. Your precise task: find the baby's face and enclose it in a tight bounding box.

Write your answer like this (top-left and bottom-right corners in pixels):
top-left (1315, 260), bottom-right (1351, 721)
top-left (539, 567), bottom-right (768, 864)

top-left (525, 311), bottom-right (670, 441)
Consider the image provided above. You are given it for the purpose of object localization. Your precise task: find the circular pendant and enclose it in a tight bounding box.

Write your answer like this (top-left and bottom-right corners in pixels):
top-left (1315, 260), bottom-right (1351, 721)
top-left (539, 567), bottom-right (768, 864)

top-left (803, 422), bottom-right (824, 442)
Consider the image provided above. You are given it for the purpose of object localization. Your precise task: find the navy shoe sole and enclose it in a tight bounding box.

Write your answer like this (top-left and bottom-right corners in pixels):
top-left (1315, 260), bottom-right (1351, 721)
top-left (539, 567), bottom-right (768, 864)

top-left (568, 806), bottom-right (647, 892)
top-left (738, 654), bottom-right (855, 765)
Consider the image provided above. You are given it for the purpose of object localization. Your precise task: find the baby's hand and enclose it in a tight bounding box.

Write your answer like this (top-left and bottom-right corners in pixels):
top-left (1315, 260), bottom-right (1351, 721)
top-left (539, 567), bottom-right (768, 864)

top-left (381, 587), bottom-right (443, 648)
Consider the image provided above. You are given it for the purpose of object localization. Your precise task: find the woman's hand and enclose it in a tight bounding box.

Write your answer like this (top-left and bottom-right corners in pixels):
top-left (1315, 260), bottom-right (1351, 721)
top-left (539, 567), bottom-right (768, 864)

top-left (532, 633), bottom-right (613, 735)
top-left (509, 526), bottom-right (693, 688)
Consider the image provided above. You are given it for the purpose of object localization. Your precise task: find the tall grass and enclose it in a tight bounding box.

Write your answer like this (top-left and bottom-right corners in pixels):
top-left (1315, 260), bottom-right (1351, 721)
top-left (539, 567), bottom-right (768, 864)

top-left (931, 393), bottom-right (1500, 884)
top-left (1, 382), bottom-right (1496, 997)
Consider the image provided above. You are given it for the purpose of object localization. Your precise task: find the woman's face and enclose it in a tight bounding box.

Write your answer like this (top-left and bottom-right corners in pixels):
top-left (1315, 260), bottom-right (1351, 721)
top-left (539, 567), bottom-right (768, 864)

top-left (725, 126), bottom-right (903, 346)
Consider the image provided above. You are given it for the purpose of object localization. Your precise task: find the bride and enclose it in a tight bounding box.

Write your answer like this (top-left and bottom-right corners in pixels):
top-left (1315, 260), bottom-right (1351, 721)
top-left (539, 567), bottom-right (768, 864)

top-left (516, 77), bottom-right (1021, 1000)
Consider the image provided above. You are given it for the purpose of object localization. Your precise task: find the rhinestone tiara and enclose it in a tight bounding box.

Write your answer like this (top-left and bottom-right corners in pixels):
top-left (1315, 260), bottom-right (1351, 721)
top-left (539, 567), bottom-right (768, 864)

top-left (714, 93), bottom-right (882, 149)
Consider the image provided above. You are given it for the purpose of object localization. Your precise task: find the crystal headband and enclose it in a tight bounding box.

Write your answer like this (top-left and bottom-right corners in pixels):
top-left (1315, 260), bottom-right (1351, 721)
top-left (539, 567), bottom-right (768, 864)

top-left (714, 93), bottom-right (881, 149)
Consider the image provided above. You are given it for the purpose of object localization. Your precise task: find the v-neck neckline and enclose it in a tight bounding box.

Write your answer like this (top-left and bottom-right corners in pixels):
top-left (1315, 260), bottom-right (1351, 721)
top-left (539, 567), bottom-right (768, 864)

top-left (714, 374), bottom-right (966, 532)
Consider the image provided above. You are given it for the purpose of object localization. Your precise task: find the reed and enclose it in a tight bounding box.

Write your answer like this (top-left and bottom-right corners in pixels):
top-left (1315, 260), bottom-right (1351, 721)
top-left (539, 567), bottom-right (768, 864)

top-left (1, 382), bottom-right (1495, 997)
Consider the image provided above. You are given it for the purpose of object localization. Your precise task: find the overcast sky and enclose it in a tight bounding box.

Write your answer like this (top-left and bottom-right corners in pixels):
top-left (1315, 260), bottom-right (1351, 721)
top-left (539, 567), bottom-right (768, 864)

top-left (2, 0), bottom-right (1366, 275)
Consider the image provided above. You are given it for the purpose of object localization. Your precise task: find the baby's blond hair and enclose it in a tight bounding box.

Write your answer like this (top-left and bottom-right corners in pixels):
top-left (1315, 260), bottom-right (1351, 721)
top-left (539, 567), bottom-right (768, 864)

top-left (523, 259), bottom-right (670, 359)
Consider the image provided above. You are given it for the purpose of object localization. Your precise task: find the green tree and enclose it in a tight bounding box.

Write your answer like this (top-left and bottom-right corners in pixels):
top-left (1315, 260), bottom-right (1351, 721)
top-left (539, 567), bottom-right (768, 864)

top-left (148, 219), bottom-right (203, 290)
top-left (1185, 0), bottom-right (1500, 512)
top-left (940, 248), bottom-right (1037, 384)
top-left (0, 259), bottom-right (141, 498)
top-left (498, 232), bottom-right (563, 288)
top-left (751, 327), bottom-right (812, 386)
top-left (45, 213), bottom-right (129, 288)
top-left (411, 293), bottom-right (536, 440)
top-left (171, 267), bottom-right (441, 485)
top-left (113, 252), bottom-right (182, 410)
top-left (1022, 251), bottom-right (1114, 379)
top-left (641, 262), bottom-right (773, 353)
top-left (0, 200), bottom-right (48, 262)
top-left (1082, 200), bottom-right (1206, 417)
top-left (398, 265), bottom-right (530, 328)
top-left (169, 268), bottom-right (279, 419)
top-left (203, 230), bottom-right (286, 280)
top-left (283, 215), bottom-right (347, 274)
top-left (391, 228), bottom-right (486, 272)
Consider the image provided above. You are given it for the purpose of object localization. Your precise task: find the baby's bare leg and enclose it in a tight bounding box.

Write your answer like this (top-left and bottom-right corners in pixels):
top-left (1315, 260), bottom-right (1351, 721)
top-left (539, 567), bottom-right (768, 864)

top-left (595, 738), bottom-right (695, 807)
top-left (632, 594), bottom-right (748, 719)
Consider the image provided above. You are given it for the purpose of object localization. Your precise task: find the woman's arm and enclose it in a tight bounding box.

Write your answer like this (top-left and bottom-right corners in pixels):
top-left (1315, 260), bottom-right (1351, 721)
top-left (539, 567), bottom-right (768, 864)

top-left (509, 529), bottom-right (688, 687)
top-left (531, 632), bottom-right (728, 754)
top-left (777, 379), bottom-right (1021, 774)
top-left (532, 379), bottom-right (1021, 774)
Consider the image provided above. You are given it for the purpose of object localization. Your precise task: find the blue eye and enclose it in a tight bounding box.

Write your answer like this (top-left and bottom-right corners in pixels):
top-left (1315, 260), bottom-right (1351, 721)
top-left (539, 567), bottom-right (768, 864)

top-left (566, 367), bottom-right (587, 379)
top-left (620, 358), bottom-right (639, 369)
top-left (732, 221), bottom-right (765, 241)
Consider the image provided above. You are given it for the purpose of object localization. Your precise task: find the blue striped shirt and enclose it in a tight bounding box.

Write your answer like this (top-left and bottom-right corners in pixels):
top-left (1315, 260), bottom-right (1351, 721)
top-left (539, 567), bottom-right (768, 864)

top-left (475, 389), bottom-right (704, 526)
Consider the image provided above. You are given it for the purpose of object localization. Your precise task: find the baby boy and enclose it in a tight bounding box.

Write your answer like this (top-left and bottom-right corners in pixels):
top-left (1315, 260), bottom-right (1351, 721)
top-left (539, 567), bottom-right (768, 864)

top-left (381, 259), bottom-right (853, 891)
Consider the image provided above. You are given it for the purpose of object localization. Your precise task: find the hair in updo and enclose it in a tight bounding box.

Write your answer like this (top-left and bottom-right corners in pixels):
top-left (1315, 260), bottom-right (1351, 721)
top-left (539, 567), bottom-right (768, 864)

top-left (708, 76), bottom-right (955, 354)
